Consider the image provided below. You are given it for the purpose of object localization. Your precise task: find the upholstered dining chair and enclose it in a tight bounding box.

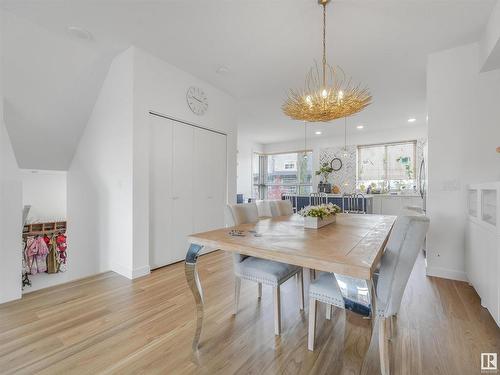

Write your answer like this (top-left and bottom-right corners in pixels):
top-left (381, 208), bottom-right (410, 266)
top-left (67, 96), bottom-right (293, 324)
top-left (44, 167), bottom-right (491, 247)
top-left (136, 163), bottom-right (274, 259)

top-left (282, 193), bottom-right (298, 213)
top-left (269, 199), bottom-right (294, 217)
top-left (228, 203), bottom-right (304, 335)
top-left (307, 214), bottom-right (430, 375)
top-left (255, 200), bottom-right (272, 218)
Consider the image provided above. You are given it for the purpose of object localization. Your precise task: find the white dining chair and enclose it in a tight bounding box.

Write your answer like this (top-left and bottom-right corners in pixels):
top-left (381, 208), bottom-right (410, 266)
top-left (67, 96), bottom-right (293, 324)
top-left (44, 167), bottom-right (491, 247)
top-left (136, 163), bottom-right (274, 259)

top-left (269, 200), bottom-right (294, 217)
top-left (228, 203), bottom-right (304, 335)
top-left (255, 200), bottom-right (273, 217)
top-left (282, 193), bottom-right (298, 213)
top-left (307, 214), bottom-right (430, 375)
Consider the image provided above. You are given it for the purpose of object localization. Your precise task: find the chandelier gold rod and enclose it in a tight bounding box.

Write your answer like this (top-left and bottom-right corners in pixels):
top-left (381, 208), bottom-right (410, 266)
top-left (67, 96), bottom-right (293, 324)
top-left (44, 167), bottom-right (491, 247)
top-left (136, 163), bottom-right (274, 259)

top-left (322, 2), bottom-right (326, 88)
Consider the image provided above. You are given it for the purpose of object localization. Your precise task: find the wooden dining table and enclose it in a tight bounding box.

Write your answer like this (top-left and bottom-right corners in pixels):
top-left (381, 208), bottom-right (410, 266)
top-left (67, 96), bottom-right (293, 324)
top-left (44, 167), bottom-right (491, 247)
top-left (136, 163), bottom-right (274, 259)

top-left (184, 213), bottom-right (396, 352)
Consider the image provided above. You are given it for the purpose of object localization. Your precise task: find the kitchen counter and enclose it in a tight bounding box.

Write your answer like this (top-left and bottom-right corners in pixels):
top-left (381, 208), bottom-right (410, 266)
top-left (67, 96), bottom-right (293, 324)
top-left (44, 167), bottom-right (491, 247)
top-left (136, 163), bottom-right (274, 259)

top-left (290, 193), bottom-right (423, 215)
top-left (294, 193), bottom-right (421, 198)
top-left (290, 194), bottom-right (374, 213)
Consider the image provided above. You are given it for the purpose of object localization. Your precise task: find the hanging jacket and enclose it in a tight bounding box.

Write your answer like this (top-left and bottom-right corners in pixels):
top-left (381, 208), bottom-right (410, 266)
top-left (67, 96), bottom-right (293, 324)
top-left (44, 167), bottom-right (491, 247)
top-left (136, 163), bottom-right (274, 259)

top-left (46, 235), bottom-right (59, 274)
top-left (25, 237), bottom-right (49, 274)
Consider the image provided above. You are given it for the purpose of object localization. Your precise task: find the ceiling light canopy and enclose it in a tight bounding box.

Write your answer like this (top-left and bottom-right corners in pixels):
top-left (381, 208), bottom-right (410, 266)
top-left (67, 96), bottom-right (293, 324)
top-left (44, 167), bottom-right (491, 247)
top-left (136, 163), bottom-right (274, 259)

top-left (216, 65), bottom-right (230, 74)
top-left (282, 0), bottom-right (371, 122)
top-left (66, 26), bottom-right (93, 41)
top-left (356, 125), bottom-right (364, 129)
top-left (408, 117), bottom-right (417, 123)
top-left (315, 131), bottom-right (322, 135)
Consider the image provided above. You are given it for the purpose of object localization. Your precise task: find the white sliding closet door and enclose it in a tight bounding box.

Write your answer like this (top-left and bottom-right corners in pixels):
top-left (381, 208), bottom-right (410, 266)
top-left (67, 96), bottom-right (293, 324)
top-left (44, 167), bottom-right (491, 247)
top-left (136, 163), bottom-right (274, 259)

top-left (149, 114), bottom-right (227, 269)
top-left (171, 122), bottom-right (195, 263)
top-left (149, 116), bottom-right (174, 268)
top-left (193, 128), bottom-right (227, 237)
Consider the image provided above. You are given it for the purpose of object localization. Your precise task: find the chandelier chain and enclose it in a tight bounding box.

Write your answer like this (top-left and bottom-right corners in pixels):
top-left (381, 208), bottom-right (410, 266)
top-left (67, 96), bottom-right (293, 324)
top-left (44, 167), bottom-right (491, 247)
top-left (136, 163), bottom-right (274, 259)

top-left (322, 3), bottom-right (326, 88)
top-left (344, 117), bottom-right (347, 150)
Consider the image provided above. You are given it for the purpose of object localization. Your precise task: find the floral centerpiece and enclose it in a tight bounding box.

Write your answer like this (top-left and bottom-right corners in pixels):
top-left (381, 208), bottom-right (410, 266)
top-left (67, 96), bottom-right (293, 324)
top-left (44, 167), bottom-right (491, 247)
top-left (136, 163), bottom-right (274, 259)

top-left (299, 203), bottom-right (341, 229)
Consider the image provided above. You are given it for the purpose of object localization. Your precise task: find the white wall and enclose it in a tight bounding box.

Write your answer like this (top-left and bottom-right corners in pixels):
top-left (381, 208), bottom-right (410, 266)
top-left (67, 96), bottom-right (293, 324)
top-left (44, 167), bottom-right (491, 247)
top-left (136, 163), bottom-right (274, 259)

top-left (66, 46), bottom-right (238, 282)
top-left (426, 43), bottom-right (500, 281)
top-left (237, 136), bottom-right (263, 200)
top-left (67, 48), bottom-right (134, 281)
top-left (22, 170), bottom-right (66, 223)
top-left (132, 47), bottom-right (238, 274)
top-left (0, 18), bottom-right (22, 304)
top-left (480, 0), bottom-right (500, 72)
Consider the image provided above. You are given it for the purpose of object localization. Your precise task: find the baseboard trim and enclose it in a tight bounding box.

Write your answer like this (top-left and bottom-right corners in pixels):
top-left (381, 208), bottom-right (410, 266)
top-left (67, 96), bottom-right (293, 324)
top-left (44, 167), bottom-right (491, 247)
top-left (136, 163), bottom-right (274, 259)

top-left (112, 264), bottom-right (151, 279)
top-left (426, 265), bottom-right (468, 282)
top-left (132, 265), bottom-right (151, 279)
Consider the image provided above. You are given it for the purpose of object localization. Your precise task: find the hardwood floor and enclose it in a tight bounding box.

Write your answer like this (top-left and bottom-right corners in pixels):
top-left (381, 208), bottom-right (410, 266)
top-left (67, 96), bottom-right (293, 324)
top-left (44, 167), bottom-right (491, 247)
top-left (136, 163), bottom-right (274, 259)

top-left (0, 251), bottom-right (498, 375)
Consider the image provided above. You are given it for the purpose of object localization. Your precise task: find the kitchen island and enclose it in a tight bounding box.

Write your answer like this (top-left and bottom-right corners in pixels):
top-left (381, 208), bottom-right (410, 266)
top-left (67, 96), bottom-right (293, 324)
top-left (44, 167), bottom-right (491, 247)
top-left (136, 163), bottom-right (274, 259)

top-left (288, 193), bottom-right (423, 215)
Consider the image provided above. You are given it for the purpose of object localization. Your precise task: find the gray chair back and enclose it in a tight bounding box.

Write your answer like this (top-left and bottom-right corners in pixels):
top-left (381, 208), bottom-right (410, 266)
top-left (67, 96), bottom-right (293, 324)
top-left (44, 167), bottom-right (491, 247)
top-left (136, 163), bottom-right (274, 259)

top-left (255, 200), bottom-right (272, 217)
top-left (227, 203), bottom-right (259, 263)
top-left (270, 200), bottom-right (294, 217)
top-left (228, 203), bottom-right (259, 225)
top-left (282, 193), bottom-right (298, 212)
top-left (376, 214), bottom-right (430, 317)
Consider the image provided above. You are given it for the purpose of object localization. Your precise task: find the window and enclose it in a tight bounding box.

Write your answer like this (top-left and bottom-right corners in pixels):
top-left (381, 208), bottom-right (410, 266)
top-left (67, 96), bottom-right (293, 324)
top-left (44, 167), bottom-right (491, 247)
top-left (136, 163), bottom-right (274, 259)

top-left (357, 141), bottom-right (416, 191)
top-left (253, 151), bottom-right (313, 199)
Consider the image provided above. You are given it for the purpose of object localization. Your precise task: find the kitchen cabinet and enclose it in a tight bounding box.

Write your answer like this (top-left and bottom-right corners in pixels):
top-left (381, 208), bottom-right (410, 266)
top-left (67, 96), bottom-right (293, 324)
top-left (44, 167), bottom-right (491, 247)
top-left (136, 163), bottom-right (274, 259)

top-left (371, 195), bottom-right (423, 215)
top-left (466, 183), bottom-right (500, 327)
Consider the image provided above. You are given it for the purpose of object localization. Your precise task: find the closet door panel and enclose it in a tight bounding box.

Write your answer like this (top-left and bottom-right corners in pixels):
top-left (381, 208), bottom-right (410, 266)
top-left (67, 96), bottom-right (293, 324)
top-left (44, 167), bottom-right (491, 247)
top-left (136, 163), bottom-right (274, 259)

top-left (193, 129), bottom-right (227, 234)
top-left (211, 132), bottom-right (227, 229)
top-left (149, 116), bottom-right (174, 269)
top-left (193, 128), bottom-right (211, 233)
top-left (171, 123), bottom-right (195, 262)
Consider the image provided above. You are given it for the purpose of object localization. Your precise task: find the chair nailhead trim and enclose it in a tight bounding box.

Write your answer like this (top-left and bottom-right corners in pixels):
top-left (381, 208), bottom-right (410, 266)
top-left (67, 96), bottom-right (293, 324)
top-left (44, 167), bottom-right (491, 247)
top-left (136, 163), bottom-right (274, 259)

top-left (310, 292), bottom-right (345, 308)
top-left (235, 269), bottom-right (300, 287)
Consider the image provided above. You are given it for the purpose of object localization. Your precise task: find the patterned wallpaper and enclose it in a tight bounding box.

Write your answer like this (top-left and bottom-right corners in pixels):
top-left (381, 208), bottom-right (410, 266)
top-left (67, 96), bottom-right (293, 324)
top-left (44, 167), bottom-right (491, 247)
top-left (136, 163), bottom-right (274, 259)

top-left (318, 138), bottom-right (426, 194)
top-left (319, 145), bottom-right (357, 193)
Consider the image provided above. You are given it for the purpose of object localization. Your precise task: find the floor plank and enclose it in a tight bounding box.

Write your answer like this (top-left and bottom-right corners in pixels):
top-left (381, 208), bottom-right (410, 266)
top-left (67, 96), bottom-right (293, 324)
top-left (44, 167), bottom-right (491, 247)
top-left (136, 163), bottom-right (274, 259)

top-left (0, 251), bottom-right (498, 375)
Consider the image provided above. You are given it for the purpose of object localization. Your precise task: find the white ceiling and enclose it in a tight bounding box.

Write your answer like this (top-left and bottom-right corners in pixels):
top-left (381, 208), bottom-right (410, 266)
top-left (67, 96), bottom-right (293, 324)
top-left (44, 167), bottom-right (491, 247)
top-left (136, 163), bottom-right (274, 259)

top-left (1, 0), bottom-right (496, 169)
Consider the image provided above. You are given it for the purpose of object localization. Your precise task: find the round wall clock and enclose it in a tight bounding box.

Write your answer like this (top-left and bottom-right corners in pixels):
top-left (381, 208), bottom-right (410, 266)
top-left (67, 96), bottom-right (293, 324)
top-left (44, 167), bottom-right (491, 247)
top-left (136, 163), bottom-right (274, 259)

top-left (186, 86), bottom-right (208, 115)
top-left (330, 157), bottom-right (342, 171)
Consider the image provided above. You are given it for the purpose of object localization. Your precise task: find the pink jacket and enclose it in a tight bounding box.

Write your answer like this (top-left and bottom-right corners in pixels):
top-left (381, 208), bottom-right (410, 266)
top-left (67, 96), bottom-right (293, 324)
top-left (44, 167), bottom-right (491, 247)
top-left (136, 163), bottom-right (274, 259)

top-left (26, 237), bottom-right (49, 258)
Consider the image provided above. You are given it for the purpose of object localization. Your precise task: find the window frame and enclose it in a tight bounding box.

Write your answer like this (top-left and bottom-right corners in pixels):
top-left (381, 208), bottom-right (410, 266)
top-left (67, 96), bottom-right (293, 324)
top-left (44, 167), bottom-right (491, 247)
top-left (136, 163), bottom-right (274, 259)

top-left (252, 150), bottom-right (313, 200)
top-left (356, 140), bottom-right (417, 190)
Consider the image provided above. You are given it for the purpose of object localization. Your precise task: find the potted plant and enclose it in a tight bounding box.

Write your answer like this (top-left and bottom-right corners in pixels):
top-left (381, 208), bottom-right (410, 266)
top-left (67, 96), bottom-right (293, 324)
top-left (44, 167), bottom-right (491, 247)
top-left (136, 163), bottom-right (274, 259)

top-left (299, 203), bottom-right (341, 229)
top-left (315, 163), bottom-right (334, 193)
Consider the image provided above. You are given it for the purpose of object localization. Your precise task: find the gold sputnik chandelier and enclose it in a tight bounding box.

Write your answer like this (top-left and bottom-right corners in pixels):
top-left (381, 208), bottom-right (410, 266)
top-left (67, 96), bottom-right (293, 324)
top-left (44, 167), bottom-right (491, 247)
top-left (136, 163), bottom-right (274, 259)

top-left (282, 0), bottom-right (372, 122)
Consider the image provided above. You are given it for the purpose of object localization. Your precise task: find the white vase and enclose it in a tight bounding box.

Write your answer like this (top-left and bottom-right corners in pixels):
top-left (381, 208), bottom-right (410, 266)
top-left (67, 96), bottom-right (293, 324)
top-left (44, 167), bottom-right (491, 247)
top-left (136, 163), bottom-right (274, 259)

top-left (304, 215), bottom-right (336, 229)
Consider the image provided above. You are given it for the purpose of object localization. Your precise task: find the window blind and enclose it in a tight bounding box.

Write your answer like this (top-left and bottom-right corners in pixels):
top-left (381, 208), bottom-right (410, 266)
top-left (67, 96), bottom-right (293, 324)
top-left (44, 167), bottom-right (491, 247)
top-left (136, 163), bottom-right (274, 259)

top-left (357, 141), bottom-right (416, 182)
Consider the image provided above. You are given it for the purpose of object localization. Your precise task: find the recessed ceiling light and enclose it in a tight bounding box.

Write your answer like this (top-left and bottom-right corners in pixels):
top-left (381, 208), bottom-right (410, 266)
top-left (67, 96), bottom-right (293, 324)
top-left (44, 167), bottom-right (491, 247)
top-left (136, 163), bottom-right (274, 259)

top-left (216, 65), bottom-right (230, 74)
top-left (356, 125), bottom-right (364, 129)
top-left (67, 26), bottom-right (93, 41)
top-left (408, 118), bottom-right (417, 123)
top-left (315, 131), bottom-right (322, 135)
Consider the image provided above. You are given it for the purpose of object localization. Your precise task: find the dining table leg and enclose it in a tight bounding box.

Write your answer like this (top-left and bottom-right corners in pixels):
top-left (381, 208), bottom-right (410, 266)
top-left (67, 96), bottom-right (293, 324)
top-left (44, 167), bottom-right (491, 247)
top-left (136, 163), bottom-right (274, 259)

top-left (367, 278), bottom-right (377, 321)
top-left (185, 243), bottom-right (205, 351)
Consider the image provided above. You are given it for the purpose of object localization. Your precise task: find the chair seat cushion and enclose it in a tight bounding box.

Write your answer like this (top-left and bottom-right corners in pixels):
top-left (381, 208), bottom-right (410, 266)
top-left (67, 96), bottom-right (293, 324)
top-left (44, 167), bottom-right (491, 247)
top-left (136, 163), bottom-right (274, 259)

top-left (309, 273), bottom-right (373, 317)
top-left (234, 257), bottom-right (300, 286)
